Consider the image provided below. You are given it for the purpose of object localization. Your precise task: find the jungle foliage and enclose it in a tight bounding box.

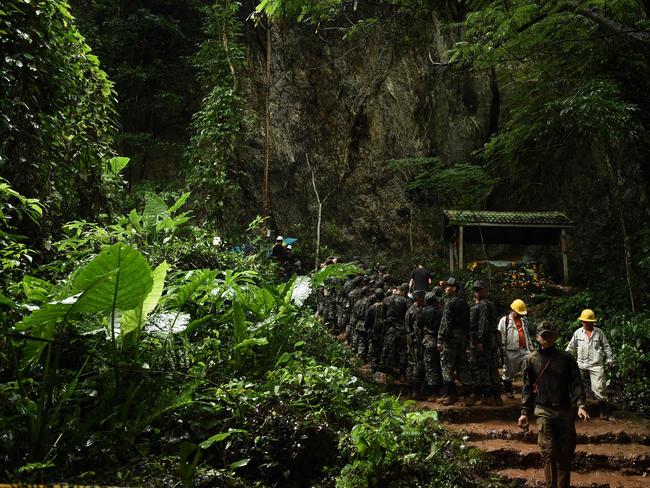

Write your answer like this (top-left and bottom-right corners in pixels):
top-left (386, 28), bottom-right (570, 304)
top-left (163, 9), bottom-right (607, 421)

top-left (70, 0), bottom-right (208, 183)
top-left (0, 0), bottom-right (118, 227)
top-left (0, 183), bottom-right (489, 486)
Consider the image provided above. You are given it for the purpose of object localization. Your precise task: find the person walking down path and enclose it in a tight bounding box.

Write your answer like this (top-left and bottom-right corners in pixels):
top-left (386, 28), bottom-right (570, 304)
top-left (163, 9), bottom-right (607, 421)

top-left (519, 321), bottom-right (590, 488)
top-left (498, 299), bottom-right (534, 399)
top-left (469, 280), bottom-right (502, 406)
top-left (437, 277), bottom-right (476, 406)
top-left (565, 309), bottom-right (614, 419)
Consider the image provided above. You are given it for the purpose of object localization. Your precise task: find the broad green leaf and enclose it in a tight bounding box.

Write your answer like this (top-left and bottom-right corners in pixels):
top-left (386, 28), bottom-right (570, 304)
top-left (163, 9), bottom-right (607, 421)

top-left (199, 431), bottom-right (230, 449)
top-left (108, 156), bottom-right (130, 174)
top-left (229, 458), bottom-right (250, 470)
top-left (121, 261), bottom-right (169, 338)
top-left (21, 275), bottom-right (55, 304)
top-left (233, 337), bottom-right (268, 351)
top-left (232, 299), bottom-right (247, 344)
top-left (0, 291), bottom-right (15, 308)
top-left (72, 243), bottom-right (153, 313)
top-left (143, 192), bottom-right (168, 227)
top-left (168, 191), bottom-right (191, 214)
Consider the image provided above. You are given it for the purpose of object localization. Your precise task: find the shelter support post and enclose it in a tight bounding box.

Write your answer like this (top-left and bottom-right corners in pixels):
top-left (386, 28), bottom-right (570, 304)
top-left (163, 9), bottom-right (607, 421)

top-left (449, 240), bottom-right (454, 272)
top-left (561, 229), bottom-right (569, 283)
top-left (459, 226), bottom-right (464, 271)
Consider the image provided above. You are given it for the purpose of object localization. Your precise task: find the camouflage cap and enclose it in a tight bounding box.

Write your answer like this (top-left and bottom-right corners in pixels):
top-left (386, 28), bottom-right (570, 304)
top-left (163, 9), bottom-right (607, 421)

top-left (536, 321), bottom-right (558, 336)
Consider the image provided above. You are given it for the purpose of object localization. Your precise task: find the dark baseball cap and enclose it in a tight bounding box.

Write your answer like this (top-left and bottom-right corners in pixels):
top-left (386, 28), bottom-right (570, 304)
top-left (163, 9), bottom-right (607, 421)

top-left (444, 277), bottom-right (460, 287)
top-left (473, 280), bottom-right (487, 289)
top-left (536, 321), bottom-right (558, 336)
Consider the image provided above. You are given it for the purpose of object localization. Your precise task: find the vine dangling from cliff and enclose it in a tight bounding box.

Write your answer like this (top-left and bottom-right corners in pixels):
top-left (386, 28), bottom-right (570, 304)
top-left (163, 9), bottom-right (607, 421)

top-left (185, 0), bottom-right (245, 222)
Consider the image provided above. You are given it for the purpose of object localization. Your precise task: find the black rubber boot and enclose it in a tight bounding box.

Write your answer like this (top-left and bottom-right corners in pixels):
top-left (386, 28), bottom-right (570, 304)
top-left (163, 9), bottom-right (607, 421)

top-left (440, 382), bottom-right (457, 405)
top-left (503, 379), bottom-right (514, 398)
top-left (599, 400), bottom-right (609, 420)
top-left (463, 385), bottom-right (476, 407)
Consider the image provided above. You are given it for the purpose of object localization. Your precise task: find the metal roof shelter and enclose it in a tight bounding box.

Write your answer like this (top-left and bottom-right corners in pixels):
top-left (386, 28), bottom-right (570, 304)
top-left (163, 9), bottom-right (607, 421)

top-left (443, 210), bottom-right (575, 282)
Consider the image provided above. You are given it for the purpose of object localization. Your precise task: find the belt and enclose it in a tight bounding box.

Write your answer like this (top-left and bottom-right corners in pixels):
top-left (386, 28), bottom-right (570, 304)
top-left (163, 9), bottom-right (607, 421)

top-left (536, 402), bottom-right (571, 408)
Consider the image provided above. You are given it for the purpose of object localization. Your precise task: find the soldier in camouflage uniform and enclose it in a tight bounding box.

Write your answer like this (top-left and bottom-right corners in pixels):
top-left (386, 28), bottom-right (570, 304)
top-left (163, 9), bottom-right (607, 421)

top-left (345, 277), bottom-right (365, 346)
top-left (421, 291), bottom-right (444, 397)
top-left (379, 283), bottom-right (410, 377)
top-left (352, 287), bottom-right (373, 360)
top-left (365, 288), bottom-right (386, 371)
top-left (469, 280), bottom-right (502, 406)
top-left (437, 277), bottom-right (475, 406)
top-left (405, 290), bottom-right (426, 399)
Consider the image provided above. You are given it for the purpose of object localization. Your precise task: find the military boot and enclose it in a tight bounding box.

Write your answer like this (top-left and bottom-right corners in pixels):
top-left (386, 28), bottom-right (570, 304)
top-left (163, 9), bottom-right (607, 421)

top-left (599, 400), bottom-right (609, 420)
top-left (476, 386), bottom-right (494, 406)
top-left (462, 386), bottom-right (476, 407)
top-left (493, 391), bottom-right (504, 406)
top-left (503, 380), bottom-right (514, 399)
top-left (440, 382), bottom-right (458, 405)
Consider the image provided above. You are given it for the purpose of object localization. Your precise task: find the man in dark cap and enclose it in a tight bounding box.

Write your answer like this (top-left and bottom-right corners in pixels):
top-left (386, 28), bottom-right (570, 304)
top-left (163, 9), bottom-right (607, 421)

top-left (379, 283), bottom-right (410, 377)
top-left (421, 291), bottom-right (444, 397)
top-left (519, 321), bottom-right (589, 488)
top-left (437, 277), bottom-right (475, 406)
top-left (469, 280), bottom-right (501, 405)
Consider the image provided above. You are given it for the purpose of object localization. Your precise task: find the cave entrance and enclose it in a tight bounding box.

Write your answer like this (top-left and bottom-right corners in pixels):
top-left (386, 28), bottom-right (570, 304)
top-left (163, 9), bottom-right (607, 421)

top-left (442, 210), bottom-right (575, 283)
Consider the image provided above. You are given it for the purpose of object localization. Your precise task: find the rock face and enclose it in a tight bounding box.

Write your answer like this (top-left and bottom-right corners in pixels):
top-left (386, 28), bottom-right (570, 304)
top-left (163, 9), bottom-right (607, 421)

top-left (233, 9), bottom-right (649, 292)
top-left (235, 12), bottom-right (498, 263)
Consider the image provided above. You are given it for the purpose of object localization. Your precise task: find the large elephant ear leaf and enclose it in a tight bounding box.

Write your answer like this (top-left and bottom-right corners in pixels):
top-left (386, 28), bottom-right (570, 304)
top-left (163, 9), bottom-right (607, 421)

top-left (72, 243), bottom-right (153, 313)
top-left (121, 261), bottom-right (169, 338)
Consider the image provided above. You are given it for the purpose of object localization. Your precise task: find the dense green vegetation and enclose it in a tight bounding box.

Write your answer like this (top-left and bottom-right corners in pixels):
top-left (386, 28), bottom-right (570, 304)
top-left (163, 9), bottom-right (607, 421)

top-left (1, 0), bottom-right (649, 485)
top-left (0, 182), bottom-right (491, 485)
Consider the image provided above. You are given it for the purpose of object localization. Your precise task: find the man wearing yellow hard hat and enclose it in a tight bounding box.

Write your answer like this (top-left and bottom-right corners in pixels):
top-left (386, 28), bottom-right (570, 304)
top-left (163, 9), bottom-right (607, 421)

top-left (497, 298), bottom-right (534, 398)
top-left (565, 309), bottom-right (614, 419)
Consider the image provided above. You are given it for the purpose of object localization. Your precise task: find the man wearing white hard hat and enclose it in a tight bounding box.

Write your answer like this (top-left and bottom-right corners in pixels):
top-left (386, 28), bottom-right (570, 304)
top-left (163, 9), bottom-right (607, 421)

top-left (565, 309), bottom-right (614, 419)
top-left (271, 235), bottom-right (287, 264)
top-left (497, 299), bottom-right (534, 398)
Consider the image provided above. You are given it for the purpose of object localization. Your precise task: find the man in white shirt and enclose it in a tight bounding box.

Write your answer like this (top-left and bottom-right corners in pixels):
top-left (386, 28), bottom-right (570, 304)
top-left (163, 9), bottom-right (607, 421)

top-left (565, 309), bottom-right (614, 419)
top-left (497, 299), bottom-right (534, 398)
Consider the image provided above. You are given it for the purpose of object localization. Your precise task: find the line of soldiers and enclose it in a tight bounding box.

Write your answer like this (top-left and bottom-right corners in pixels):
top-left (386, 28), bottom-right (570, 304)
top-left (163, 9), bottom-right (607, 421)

top-left (317, 269), bottom-right (515, 407)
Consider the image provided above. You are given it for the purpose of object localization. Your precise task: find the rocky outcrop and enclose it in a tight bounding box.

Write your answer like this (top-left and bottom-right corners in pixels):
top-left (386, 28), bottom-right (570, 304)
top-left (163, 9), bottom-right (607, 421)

top-left (235, 11), bottom-right (497, 262)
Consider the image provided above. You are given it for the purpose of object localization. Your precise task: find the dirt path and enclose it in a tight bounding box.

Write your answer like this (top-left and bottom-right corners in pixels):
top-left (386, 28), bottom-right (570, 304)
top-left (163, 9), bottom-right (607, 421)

top-left (414, 390), bottom-right (650, 487)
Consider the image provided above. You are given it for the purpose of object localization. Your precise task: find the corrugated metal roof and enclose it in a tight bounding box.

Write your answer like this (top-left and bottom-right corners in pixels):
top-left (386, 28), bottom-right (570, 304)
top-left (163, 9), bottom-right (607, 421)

top-left (443, 210), bottom-right (574, 227)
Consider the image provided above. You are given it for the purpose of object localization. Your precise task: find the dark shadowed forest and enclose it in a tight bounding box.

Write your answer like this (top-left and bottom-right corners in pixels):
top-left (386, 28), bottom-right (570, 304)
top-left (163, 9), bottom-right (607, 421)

top-left (1, 1), bottom-right (649, 486)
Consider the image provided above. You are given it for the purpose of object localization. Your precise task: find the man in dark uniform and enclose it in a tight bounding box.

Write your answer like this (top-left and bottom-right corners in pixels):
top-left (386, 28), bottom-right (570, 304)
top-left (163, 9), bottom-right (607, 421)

top-left (409, 263), bottom-right (431, 293)
top-left (421, 291), bottom-right (444, 398)
top-left (365, 288), bottom-right (386, 371)
top-left (352, 286), bottom-right (373, 360)
top-left (437, 277), bottom-right (475, 406)
top-left (379, 283), bottom-right (410, 377)
top-left (271, 236), bottom-right (287, 263)
top-left (345, 277), bottom-right (365, 345)
top-left (519, 321), bottom-right (589, 488)
top-left (469, 280), bottom-right (502, 405)
top-left (405, 290), bottom-right (426, 399)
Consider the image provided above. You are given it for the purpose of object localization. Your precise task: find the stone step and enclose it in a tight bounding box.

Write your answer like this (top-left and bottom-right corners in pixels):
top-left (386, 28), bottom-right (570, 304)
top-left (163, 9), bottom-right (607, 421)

top-left (471, 439), bottom-right (650, 475)
top-left (496, 468), bottom-right (649, 487)
top-left (446, 418), bottom-right (650, 445)
top-left (416, 397), bottom-right (527, 423)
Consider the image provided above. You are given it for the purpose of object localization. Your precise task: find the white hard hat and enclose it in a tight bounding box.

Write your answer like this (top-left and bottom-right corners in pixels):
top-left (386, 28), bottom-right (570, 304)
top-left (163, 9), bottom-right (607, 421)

top-left (287, 245), bottom-right (292, 250)
top-left (276, 235), bottom-right (283, 241)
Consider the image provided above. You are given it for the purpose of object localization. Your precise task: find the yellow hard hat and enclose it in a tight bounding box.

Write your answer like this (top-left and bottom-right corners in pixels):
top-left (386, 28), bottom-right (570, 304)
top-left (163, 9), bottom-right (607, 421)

top-left (578, 309), bottom-right (597, 322)
top-left (511, 299), bottom-right (527, 315)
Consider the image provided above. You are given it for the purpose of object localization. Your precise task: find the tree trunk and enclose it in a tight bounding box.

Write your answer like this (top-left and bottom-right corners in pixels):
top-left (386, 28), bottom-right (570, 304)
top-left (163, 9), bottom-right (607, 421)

top-left (263, 20), bottom-right (272, 222)
top-left (605, 155), bottom-right (636, 312)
